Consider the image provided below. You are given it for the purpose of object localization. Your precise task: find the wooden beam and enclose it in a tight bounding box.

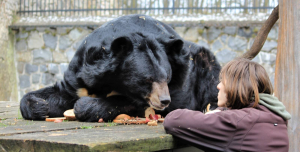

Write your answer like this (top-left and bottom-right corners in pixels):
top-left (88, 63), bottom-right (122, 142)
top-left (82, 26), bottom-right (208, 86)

top-left (275, 1), bottom-right (300, 151)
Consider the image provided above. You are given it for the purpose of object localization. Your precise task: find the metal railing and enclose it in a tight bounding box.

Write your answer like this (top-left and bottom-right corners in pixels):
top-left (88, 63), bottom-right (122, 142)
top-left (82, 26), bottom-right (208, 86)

top-left (17, 0), bottom-right (278, 17)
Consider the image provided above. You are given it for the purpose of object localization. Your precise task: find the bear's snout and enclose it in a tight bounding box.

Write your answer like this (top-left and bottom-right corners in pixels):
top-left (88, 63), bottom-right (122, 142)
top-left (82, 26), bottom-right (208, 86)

top-left (159, 96), bottom-right (171, 107)
top-left (148, 82), bottom-right (171, 110)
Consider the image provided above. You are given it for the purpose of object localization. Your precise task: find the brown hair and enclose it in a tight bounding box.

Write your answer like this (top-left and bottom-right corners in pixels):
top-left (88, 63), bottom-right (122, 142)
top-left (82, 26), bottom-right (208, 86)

top-left (220, 58), bottom-right (273, 109)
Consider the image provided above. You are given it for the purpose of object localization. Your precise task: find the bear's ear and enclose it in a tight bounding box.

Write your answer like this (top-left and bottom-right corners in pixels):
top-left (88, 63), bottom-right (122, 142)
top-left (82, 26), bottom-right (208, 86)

top-left (166, 39), bottom-right (184, 54)
top-left (111, 37), bottom-right (133, 54)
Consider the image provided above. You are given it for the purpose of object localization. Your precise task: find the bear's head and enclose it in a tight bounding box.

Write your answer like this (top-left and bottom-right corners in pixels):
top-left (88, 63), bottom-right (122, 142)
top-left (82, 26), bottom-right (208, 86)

top-left (76, 31), bottom-right (189, 110)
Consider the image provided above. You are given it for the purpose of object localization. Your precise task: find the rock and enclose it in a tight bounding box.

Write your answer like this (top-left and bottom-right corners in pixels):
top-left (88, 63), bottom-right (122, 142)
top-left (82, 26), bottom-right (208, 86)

top-left (223, 26), bottom-right (237, 35)
top-left (267, 27), bottom-right (278, 39)
top-left (15, 40), bottom-right (27, 51)
top-left (33, 48), bottom-right (52, 64)
top-left (183, 27), bottom-right (198, 42)
top-left (261, 40), bottom-right (277, 52)
top-left (238, 27), bottom-right (253, 38)
top-left (66, 49), bottom-right (76, 62)
top-left (39, 64), bottom-right (48, 72)
top-left (17, 51), bottom-right (32, 62)
top-left (19, 90), bottom-right (25, 98)
top-left (260, 52), bottom-right (276, 65)
top-left (28, 31), bottom-right (44, 49)
top-left (55, 74), bottom-right (64, 81)
top-left (53, 51), bottom-right (68, 63)
top-left (201, 28), bottom-right (208, 40)
top-left (252, 54), bottom-right (261, 63)
top-left (57, 27), bottom-right (72, 35)
top-left (59, 35), bottom-right (72, 50)
top-left (73, 38), bottom-right (85, 50)
top-left (216, 49), bottom-right (237, 64)
top-left (32, 74), bottom-right (40, 84)
top-left (17, 62), bottom-right (25, 74)
top-left (25, 64), bottom-right (38, 74)
top-left (271, 49), bottom-right (277, 54)
top-left (247, 38), bottom-right (254, 50)
top-left (36, 27), bottom-right (47, 32)
top-left (16, 32), bottom-right (28, 39)
top-left (197, 39), bottom-right (210, 50)
top-left (174, 27), bottom-right (186, 38)
top-left (69, 28), bottom-right (82, 41)
top-left (228, 36), bottom-right (247, 51)
top-left (25, 27), bottom-right (35, 31)
top-left (48, 63), bottom-right (59, 74)
top-left (42, 73), bottom-right (55, 85)
top-left (43, 33), bottom-right (57, 49)
top-left (269, 74), bottom-right (275, 87)
top-left (19, 75), bottom-right (30, 89)
top-left (211, 39), bottom-right (223, 53)
top-left (60, 63), bottom-right (69, 74)
top-left (220, 35), bottom-right (227, 43)
top-left (262, 64), bottom-right (275, 77)
top-left (207, 27), bottom-right (221, 41)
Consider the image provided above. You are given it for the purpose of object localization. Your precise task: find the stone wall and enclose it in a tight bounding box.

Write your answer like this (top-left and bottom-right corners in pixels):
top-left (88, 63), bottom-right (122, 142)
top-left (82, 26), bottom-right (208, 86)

top-left (0, 0), bottom-right (19, 101)
top-left (15, 25), bottom-right (278, 100)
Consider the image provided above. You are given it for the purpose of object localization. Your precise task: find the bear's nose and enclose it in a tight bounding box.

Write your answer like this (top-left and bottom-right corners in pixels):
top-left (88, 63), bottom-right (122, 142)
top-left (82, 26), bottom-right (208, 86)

top-left (159, 96), bottom-right (171, 106)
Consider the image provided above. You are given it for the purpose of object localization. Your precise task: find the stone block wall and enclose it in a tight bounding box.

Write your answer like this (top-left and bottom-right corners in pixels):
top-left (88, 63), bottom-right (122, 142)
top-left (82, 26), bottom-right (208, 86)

top-left (15, 25), bottom-right (278, 100)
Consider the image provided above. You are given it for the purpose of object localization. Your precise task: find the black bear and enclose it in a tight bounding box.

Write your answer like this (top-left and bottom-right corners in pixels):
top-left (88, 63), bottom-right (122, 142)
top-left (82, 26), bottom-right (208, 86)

top-left (20, 14), bottom-right (221, 122)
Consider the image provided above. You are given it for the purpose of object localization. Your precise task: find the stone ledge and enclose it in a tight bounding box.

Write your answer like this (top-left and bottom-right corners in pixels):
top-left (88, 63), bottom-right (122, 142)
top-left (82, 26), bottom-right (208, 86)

top-left (0, 101), bottom-right (190, 152)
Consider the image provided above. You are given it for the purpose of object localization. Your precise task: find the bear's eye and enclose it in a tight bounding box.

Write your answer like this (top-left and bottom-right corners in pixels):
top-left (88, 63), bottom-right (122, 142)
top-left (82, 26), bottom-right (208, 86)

top-left (145, 77), bottom-right (154, 84)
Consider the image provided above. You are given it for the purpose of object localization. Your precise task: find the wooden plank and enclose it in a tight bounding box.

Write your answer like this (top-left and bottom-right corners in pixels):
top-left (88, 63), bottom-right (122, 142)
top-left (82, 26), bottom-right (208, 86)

top-left (275, 1), bottom-right (300, 151)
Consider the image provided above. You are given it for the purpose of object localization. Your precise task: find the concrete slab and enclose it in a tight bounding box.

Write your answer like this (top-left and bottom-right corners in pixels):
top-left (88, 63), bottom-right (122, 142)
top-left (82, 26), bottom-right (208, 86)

top-left (0, 101), bottom-right (192, 151)
top-left (0, 124), bottom-right (182, 151)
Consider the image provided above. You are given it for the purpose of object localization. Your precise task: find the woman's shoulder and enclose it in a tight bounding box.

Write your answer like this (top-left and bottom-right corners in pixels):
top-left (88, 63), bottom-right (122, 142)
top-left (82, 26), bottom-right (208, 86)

top-left (219, 105), bottom-right (286, 125)
top-left (213, 107), bottom-right (255, 123)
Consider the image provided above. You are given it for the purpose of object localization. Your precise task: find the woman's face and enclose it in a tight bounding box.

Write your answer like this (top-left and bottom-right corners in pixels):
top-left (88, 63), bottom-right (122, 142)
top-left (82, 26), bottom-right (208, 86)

top-left (217, 81), bottom-right (227, 107)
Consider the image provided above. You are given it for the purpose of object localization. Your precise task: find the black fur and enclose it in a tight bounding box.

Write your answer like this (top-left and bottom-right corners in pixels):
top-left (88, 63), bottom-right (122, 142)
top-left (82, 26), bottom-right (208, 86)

top-left (20, 14), bottom-right (221, 122)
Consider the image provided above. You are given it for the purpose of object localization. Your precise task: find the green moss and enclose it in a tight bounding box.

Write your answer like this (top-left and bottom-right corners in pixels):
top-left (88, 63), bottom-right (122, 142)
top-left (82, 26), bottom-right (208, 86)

top-left (44, 30), bottom-right (50, 34)
top-left (103, 122), bottom-right (117, 127)
top-left (198, 29), bottom-right (204, 35)
top-left (253, 27), bottom-right (260, 33)
top-left (0, 122), bottom-right (8, 127)
top-left (11, 13), bottom-right (20, 24)
top-left (80, 126), bottom-right (93, 129)
top-left (77, 27), bottom-right (83, 32)
top-left (16, 37), bottom-right (21, 42)
top-left (66, 28), bottom-right (72, 34)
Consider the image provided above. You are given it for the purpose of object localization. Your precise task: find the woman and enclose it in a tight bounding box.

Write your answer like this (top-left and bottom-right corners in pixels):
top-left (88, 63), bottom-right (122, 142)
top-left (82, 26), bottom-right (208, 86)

top-left (163, 58), bottom-right (290, 152)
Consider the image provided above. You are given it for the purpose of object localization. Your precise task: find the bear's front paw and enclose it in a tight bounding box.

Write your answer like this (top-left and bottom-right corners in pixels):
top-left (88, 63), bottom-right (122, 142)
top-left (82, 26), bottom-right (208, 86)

top-left (74, 97), bottom-right (117, 122)
top-left (20, 95), bottom-right (49, 120)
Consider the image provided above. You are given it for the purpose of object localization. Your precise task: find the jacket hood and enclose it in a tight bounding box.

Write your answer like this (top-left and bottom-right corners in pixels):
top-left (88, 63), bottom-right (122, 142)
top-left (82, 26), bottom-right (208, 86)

top-left (256, 93), bottom-right (291, 120)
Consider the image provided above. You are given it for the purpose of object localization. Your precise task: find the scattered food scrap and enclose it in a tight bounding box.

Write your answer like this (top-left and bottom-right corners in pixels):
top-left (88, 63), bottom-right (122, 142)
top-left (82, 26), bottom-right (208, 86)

top-left (45, 117), bottom-right (66, 122)
top-left (63, 109), bottom-right (76, 121)
top-left (113, 107), bottom-right (164, 126)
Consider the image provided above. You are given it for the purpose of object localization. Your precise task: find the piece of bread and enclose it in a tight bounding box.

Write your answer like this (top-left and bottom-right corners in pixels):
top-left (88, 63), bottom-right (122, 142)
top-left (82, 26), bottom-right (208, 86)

top-left (63, 109), bottom-right (76, 121)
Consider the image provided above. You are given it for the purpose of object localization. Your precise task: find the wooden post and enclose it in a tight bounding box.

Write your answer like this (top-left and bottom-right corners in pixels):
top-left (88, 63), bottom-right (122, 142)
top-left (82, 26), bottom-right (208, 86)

top-left (275, 1), bottom-right (300, 151)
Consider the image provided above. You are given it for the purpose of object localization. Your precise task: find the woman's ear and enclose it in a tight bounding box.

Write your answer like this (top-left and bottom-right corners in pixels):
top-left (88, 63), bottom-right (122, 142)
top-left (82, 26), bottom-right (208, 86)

top-left (110, 37), bottom-right (133, 54)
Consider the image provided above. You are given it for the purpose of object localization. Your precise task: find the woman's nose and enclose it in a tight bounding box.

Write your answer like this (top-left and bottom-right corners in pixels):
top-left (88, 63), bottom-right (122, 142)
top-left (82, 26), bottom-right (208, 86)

top-left (217, 83), bottom-right (220, 90)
